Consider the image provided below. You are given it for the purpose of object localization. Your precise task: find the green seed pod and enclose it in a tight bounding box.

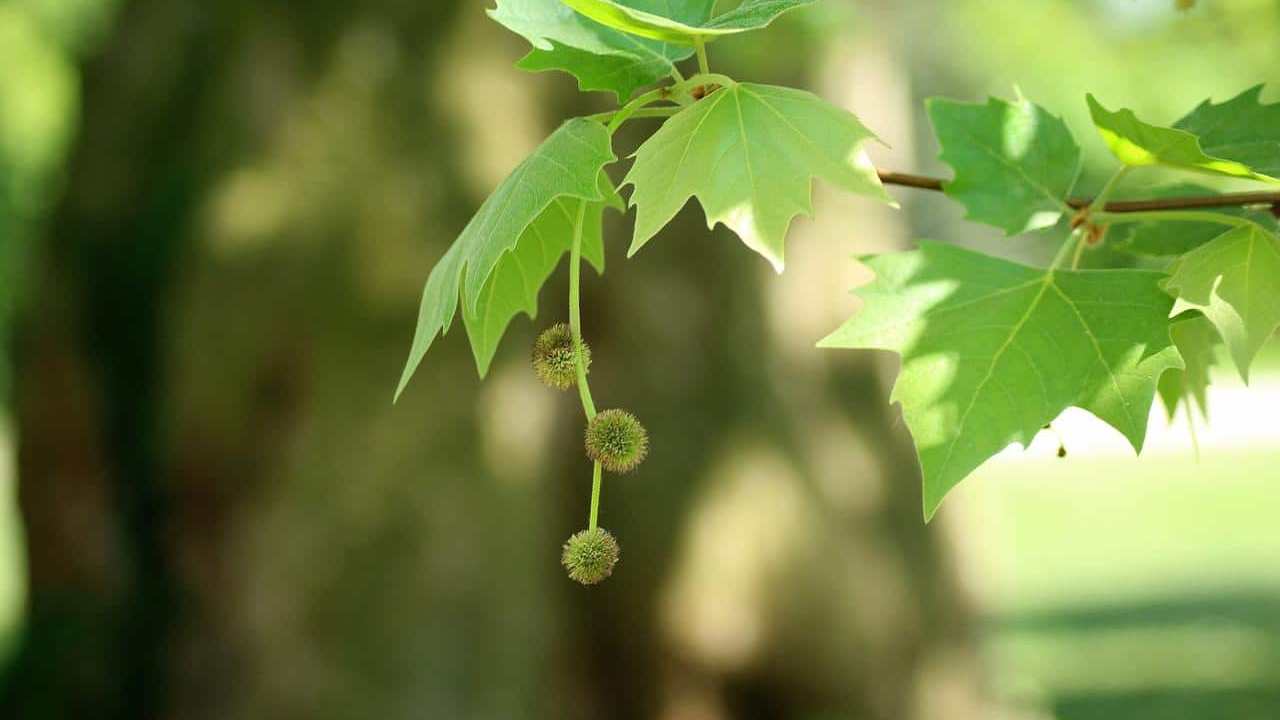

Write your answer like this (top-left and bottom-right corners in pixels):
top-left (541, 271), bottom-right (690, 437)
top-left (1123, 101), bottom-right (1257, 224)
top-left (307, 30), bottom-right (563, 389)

top-left (561, 528), bottom-right (620, 585)
top-left (532, 323), bottom-right (590, 390)
top-left (585, 409), bottom-right (649, 473)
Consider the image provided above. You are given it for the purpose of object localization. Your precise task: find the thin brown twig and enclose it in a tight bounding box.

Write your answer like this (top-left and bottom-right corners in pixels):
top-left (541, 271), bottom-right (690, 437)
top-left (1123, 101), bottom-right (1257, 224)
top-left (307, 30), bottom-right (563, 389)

top-left (876, 170), bottom-right (1280, 213)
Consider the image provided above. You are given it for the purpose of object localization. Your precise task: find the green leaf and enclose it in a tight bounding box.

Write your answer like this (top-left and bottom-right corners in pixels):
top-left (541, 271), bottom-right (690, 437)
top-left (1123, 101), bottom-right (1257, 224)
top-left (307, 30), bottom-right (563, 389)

top-left (698, 0), bottom-right (818, 31)
top-left (463, 173), bottom-right (620, 376)
top-left (1175, 86), bottom-right (1280, 179)
top-left (560, 0), bottom-right (815, 45)
top-left (488, 0), bottom-right (711, 100)
top-left (397, 119), bottom-right (616, 399)
top-left (1111, 183), bottom-right (1279, 257)
top-left (1163, 224), bottom-right (1280, 382)
top-left (927, 96), bottom-right (1081, 235)
top-left (819, 242), bottom-right (1180, 519)
top-left (516, 44), bottom-right (672, 101)
top-left (623, 82), bottom-right (892, 272)
top-left (1086, 94), bottom-right (1280, 183)
top-left (1157, 311), bottom-right (1219, 421)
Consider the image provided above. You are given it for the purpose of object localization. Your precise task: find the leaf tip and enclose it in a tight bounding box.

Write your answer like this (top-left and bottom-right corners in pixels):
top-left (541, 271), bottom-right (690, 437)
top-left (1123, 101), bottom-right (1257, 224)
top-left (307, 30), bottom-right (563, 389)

top-left (1236, 361), bottom-right (1253, 386)
top-left (922, 494), bottom-right (941, 524)
top-left (394, 339), bottom-right (431, 405)
top-left (814, 329), bottom-right (842, 350)
top-left (392, 371), bottom-right (414, 405)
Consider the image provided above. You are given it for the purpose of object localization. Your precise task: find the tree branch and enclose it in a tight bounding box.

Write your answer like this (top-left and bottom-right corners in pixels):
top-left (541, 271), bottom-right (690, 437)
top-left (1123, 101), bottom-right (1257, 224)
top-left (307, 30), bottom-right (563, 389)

top-left (876, 170), bottom-right (1280, 215)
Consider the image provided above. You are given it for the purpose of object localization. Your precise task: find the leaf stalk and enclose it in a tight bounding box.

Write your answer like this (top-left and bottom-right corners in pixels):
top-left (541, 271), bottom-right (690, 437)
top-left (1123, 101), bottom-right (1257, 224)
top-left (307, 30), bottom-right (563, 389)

top-left (594, 73), bottom-right (736, 133)
top-left (568, 201), bottom-right (596, 420)
top-left (569, 200), bottom-right (606, 531)
top-left (695, 38), bottom-right (711, 76)
top-left (1093, 210), bottom-right (1265, 230)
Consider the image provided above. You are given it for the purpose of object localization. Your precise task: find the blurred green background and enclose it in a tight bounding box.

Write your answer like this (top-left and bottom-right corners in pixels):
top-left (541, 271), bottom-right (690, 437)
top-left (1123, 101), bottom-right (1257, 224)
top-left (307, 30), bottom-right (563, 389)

top-left (1, 0), bottom-right (1278, 718)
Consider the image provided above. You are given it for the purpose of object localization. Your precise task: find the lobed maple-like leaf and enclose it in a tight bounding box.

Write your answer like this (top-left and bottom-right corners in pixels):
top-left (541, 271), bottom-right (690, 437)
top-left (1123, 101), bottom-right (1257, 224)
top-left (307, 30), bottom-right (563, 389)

top-left (1087, 94), bottom-right (1280, 184)
top-left (397, 119), bottom-right (617, 399)
top-left (463, 174), bottom-right (621, 376)
top-left (623, 82), bottom-right (892, 272)
top-left (820, 242), bottom-right (1181, 519)
top-left (560, 0), bottom-right (815, 45)
top-left (1157, 311), bottom-right (1219, 421)
top-left (488, 0), bottom-right (712, 100)
top-left (927, 96), bottom-right (1081, 235)
top-left (1163, 224), bottom-right (1280, 382)
top-left (1175, 85), bottom-right (1280, 179)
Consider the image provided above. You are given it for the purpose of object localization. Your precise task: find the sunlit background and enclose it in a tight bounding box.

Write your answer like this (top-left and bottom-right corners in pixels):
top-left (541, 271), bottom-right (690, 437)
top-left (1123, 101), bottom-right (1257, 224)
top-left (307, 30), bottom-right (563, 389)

top-left (2, 0), bottom-right (1278, 718)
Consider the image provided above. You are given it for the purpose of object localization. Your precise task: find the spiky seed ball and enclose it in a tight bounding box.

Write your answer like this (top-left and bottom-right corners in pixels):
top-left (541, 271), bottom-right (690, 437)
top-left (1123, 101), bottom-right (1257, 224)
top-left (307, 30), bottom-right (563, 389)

top-left (585, 409), bottom-right (649, 473)
top-left (561, 528), bottom-right (620, 585)
top-left (532, 323), bottom-right (590, 390)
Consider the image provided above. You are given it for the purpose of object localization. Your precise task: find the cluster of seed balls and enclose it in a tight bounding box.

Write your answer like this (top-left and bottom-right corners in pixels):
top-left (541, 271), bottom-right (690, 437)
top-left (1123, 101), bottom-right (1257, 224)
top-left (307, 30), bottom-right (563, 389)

top-left (532, 323), bottom-right (648, 585)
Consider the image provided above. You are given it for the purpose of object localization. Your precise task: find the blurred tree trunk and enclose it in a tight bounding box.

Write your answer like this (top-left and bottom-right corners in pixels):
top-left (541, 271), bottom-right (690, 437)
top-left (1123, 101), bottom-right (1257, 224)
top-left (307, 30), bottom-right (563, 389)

top-left (10, 0), bottom-right (235, 715)
top-left (9, 0), bottom-right (468, 717)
